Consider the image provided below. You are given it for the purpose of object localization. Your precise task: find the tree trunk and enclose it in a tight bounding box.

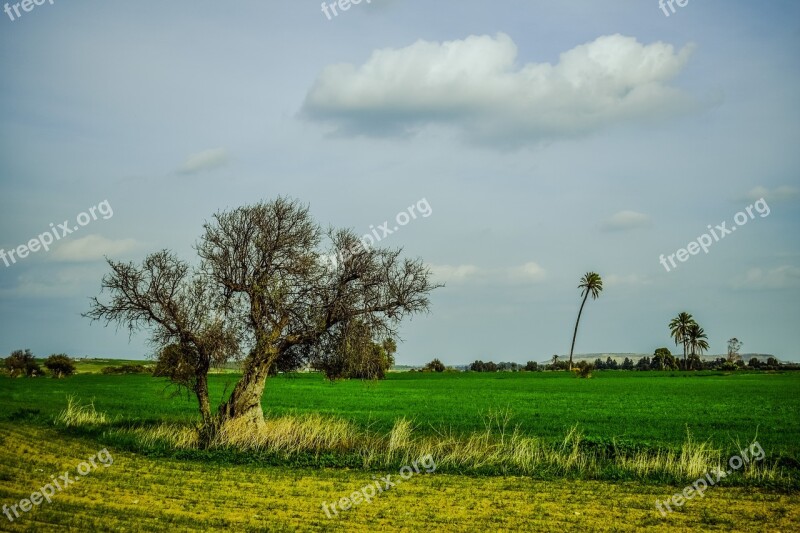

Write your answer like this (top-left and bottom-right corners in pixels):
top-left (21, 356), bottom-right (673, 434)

top-left (683, 340), bottom-right (688, 370)
top-left (217, 352), bottom-right (275, 428)
top-left (196, 375), bottom-right (212, 424)
top-left (568, 292), bottom-right (590, 371)
top-left (194, 372), bottom-right (218, 446)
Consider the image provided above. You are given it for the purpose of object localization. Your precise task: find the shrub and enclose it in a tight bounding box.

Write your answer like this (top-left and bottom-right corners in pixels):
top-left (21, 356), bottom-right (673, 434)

top-left (44, 354), bottom-right (76, 378)
top-left (101, 364), bottom-right (151, 375)
top-left (422, 358), bottom-right (446, 373)
top-left (4, 349), bottom-right (40, 378)
top-left (311, 321), bottom-right (396, 381)
top-left (575, 362), bottom-right (594, 378)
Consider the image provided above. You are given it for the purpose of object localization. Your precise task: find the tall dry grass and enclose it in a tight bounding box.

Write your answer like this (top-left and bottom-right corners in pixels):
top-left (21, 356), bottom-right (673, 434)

top-left (54, 397), bottom-right (787, 484)
top-left (56, 396), bottom-right (109, 427)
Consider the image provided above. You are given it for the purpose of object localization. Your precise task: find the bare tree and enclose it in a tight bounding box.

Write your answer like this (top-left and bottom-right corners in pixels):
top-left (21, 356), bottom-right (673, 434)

top-left (87, 197), bottom-right (440, 439)
top-left (197, 198), bottom-right (439, 429)
top-left (84, 250), bottom-right (239, 437)
top-left (727, 337), bottom-right (743, 362)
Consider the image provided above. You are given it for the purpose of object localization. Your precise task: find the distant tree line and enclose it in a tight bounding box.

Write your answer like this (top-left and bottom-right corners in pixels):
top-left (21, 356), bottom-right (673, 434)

top-left (464, 348), bottom-right (795, 373)
top-left (469, 360), bottom-right (540, 372)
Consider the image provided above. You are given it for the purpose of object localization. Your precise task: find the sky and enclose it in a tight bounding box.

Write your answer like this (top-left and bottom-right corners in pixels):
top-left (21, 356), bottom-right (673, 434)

top-left (1, 0), bottom-right (798, 365)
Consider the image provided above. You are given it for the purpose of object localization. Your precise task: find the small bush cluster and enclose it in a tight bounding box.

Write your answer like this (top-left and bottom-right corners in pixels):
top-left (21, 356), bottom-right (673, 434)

top-left (2, 349), bottom-right (76, 378)
top-left (101, 364), bottom-right (152, 375)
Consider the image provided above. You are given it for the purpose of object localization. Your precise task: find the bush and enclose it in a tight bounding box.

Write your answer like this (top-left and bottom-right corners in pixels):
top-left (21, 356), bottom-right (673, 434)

top-left (422, 358), bottom-right (446, 373)
top-left (101, 364), bottom-right (151, 375)
top-left (575, 361), bottom-right (594, 378)
top-left (311, 321), bottom-right (396, 381)
top-left (44, 354), bottom-right (76, 378)
top-left (4, 349), bottom-right (40, 378)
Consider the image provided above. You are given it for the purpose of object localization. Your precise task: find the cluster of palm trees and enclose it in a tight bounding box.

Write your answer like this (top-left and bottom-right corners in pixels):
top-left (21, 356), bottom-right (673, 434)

top-left (566, 272), bottom-right (711, 372)
top-left (668, 312), bottom-right (709, 370)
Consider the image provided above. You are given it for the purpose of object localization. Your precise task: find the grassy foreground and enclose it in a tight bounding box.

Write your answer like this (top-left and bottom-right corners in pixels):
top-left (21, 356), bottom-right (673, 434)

top-left (1, 423), bottom-right (798, 532)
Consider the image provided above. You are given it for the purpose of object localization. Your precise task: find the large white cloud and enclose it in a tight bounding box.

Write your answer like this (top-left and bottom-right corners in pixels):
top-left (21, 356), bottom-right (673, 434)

top-left (302, 33), bottom-right (697, 147)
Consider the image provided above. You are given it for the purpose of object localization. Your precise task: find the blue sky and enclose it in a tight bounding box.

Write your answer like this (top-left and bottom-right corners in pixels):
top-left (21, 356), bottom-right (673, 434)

top-left (1, 1), bottom-right (798, 364)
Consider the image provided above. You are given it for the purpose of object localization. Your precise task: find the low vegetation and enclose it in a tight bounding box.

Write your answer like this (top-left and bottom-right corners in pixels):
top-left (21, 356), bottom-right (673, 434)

top-left (3, 422), bottom-right (797, 531)
top-left (55, 397), bottom-right (794, 488)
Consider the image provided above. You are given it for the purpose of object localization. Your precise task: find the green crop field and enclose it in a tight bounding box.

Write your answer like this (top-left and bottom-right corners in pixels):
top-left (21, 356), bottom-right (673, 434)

top-left (4, 370), bottom-right (799, 456)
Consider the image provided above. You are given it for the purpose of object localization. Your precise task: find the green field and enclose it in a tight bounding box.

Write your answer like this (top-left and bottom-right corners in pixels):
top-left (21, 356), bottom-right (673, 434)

top-left (4, 370), bottom-right (799, 458)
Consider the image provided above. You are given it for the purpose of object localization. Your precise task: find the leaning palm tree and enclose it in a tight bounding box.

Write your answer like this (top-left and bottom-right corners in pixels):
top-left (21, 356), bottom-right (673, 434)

top-left (669, 312), bottom-right (695, 370)
top-left (568, 272), bottom-right (603, 371)
top-left (686, 323), bottom-right (709, 370)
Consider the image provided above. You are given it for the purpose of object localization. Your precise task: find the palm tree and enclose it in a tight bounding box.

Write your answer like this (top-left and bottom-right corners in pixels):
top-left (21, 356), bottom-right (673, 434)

top-left (669, 312), bottom-right (695, 370)
top-left (568, 272), bottom-right (603, 371)
top-left (551, 354), bottom-right (559, 369)
top-left (686, 323), bottom-right (709, 370)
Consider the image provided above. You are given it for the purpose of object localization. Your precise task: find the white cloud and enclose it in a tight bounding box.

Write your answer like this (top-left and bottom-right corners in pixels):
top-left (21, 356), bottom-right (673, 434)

top-left (428, 264), bottom-right (480, 283)
top-left (734, 265), bottom-right (800, 290)
top-left (51, 235), bottom-right (139, 262)
top-left (177, 148), bottom-right (230, 175)
top-left (604, 274), bottom-right (652, 287)
top-left (509, 262), bottom-right (547, 282)
top-left (742, 185), bottom-right (799, 203)
top-left (601, 210), bottom-right (652, 231)
top-left (302, 33), bottom-right (697, 147)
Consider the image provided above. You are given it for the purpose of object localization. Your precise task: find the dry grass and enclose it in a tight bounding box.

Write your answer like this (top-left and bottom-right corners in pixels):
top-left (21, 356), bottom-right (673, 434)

top-left (4, 422), bottom-right (798, 532)
top-left (55, 396), bottom-right (109, 427)
top-left (54, 397), bottom-right (788, 484)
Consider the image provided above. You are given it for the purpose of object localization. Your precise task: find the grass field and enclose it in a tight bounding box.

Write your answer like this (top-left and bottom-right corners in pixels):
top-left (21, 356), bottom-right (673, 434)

top-left (4, 371), bottom-right (799, 456)
top-left (1, 370), bottom-right (799, 531)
